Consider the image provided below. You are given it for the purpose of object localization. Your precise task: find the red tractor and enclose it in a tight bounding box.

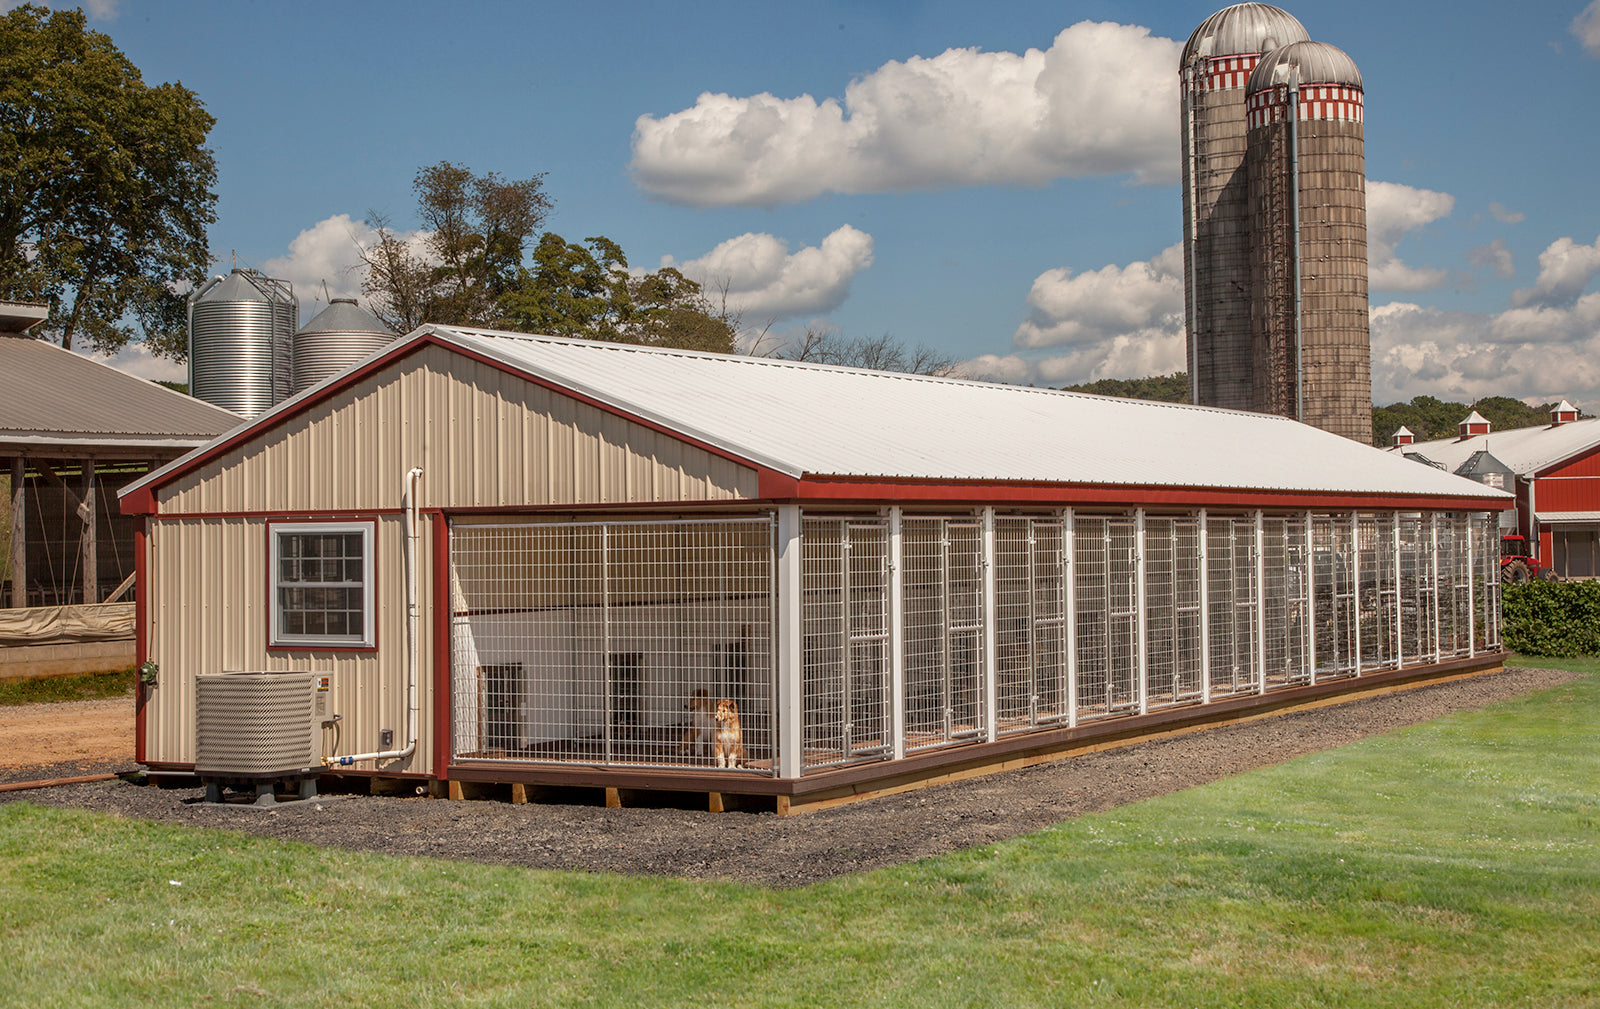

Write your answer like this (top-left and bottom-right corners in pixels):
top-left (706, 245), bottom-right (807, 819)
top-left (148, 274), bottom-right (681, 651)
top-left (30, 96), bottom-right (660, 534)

top-left (1500, 534), bottom-right (1559, 583)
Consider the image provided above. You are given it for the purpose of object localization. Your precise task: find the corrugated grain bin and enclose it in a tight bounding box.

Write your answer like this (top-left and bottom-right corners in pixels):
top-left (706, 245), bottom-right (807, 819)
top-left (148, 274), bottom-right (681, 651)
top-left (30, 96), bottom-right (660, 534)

top-left (291, 298), bottom-right (397, 394)
top-left (188, 270), bottom-right (298, 418)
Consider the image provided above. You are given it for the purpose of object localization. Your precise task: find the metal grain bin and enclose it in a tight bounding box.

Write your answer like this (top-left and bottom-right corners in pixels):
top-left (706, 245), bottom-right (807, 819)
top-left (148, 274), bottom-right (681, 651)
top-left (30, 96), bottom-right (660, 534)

top-left (291, 298), bottom-right (397, 395)
top-left (1180, 4), bottom-right (1309, 412)
top-left (188, 270), bottom-right (298, 418)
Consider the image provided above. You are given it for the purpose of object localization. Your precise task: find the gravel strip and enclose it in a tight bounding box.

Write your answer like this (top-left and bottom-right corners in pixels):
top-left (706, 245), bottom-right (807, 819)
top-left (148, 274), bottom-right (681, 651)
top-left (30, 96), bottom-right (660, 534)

top-left (3, 666), bottom-right (1581, 887)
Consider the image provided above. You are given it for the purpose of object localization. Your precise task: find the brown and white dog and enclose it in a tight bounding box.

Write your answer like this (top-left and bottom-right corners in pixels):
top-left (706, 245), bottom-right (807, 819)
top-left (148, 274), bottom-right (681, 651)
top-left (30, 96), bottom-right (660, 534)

top-left (713, 698), bottom-right (746, 769)
top-left (678, 689), bottom-right (717, 757)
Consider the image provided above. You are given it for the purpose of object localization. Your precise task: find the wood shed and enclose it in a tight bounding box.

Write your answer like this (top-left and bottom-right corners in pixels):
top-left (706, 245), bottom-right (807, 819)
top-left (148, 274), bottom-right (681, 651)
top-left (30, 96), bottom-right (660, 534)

top-left (120, 326), bottom-right (1511, 811)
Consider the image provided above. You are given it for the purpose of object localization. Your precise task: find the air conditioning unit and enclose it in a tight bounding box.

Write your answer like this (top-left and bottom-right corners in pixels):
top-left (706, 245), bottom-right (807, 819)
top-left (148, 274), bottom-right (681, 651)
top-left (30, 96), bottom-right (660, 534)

top-left (195, 670), bottom-right (333, 781)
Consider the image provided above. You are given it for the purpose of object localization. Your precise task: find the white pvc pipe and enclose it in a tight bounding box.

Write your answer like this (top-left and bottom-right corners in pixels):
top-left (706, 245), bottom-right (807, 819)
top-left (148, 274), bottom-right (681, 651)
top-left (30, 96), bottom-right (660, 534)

top-left (329, 467), bottom-right (423, 768)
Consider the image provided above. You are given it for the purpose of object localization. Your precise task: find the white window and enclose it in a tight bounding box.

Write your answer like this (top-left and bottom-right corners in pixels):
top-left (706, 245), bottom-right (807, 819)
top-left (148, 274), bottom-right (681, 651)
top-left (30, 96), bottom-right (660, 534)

top-left (270, 522), bottom-right (375, 648)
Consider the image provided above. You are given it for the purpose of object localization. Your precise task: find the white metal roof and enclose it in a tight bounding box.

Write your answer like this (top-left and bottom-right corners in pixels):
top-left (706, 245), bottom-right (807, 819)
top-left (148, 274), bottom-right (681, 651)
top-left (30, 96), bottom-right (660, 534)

top-left (416, 328), bottom-right (1505, 501)
top-left (1388, 418), bottom-right (1600, 477)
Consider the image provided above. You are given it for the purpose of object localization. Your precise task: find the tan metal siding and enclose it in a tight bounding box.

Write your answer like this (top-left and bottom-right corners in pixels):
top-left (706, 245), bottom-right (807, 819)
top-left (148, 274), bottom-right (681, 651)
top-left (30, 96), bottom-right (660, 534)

top-left (156, 344), bottom-right (758, 515)
top-left (143, 513), bottom-right (436, 771)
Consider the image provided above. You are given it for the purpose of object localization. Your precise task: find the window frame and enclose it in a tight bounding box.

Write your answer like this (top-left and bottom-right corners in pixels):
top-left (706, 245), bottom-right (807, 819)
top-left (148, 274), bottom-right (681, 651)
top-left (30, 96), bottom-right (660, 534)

top-left (267, 519), bottom-right (377, 651)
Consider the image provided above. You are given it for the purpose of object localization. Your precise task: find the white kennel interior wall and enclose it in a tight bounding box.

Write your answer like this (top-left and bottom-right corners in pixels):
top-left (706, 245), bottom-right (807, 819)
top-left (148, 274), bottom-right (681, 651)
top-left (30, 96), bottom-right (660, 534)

top-left (446, 508), bottom-right (1500, 779)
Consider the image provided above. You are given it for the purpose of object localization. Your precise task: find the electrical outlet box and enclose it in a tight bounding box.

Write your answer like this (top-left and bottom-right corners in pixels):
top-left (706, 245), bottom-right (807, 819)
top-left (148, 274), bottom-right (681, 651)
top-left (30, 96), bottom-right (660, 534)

top-left (380, 728), bottom-right (394, 748)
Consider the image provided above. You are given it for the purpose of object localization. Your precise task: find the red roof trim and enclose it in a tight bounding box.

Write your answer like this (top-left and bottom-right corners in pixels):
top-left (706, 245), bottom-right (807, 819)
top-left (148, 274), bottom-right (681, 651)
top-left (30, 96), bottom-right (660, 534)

top-left (782, 475), bottom-right (1503, 512)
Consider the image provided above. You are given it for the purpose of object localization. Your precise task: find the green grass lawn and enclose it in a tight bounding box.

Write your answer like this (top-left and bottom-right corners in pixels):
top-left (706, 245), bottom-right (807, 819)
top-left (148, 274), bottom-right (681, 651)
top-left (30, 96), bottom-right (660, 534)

top-left (0, 669), bottom-right (134, 706)
top-left (1, 658), bottom-right (1594, 1008)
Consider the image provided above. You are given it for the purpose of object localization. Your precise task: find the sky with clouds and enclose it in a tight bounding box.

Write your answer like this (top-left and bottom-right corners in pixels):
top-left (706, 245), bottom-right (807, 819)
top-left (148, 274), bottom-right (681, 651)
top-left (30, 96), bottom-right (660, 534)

top-left (33, 0), bottom-right (1600, 409)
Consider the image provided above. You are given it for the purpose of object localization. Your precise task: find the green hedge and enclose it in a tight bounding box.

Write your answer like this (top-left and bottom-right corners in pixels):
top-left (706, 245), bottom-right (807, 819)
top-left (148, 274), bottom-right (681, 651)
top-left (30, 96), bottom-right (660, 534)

top-left (1503, 580), bottom-right (1600, 656)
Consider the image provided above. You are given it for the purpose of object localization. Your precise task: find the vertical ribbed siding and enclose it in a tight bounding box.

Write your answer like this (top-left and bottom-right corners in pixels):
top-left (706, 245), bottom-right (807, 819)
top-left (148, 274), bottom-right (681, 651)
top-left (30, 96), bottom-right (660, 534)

top-left (143, 514), bottom-right (435, 771)
top-left (157, 344), bottom-right (759, 515)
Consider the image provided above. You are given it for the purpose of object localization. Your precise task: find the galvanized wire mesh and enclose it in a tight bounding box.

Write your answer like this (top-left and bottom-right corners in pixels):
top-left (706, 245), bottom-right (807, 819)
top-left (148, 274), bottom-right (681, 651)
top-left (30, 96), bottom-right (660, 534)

top-left (446, 506), bottom-right (1501, 781)
top-left (1075, 515), bottom-right (1139, 718)
top-left (1474, 513), bottom-right (1501, 651)
top-left (903, 517), bottom-right (988, 751)
top-left (800, 518), bottom-right (892, 769)
top-left (1144, 516), bottom-right (1204, 709)
top-left (1357, 513), bottom-right (1400, 671)
top-left (994, 517), bottom-right (1072, 735)
top-left (448, 517), bottom-right (775, 772)
top-left (1313, 514), bottom-right (1357, 678)
top-left (1207, 515), bottom-right (1259, 695)
top-left (1261, 515), bottom-right (1311, 688)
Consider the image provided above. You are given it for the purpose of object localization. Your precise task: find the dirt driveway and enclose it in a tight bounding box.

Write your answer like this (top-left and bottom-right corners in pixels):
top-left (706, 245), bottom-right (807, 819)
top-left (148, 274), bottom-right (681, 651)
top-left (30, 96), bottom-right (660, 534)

top-left (0, 695), bottom-right (135, 778)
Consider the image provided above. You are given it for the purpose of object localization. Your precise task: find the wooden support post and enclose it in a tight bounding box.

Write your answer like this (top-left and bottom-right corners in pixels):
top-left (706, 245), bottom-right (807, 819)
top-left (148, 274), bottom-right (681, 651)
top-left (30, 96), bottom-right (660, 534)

top-left (81, 458), bottom-right (97, 604)
top-left (9, 456), bottom-right (24, 608)
top-left (604, 786), bottom-right (621, 809)
top-left (708, 791), bottom-right (724, 814)
top-left (510, 782), bottom-right (528, 804)
top-left (775, 795), bottom-right (792, 816)
top-left (447, 779), bottom-right (464, 801)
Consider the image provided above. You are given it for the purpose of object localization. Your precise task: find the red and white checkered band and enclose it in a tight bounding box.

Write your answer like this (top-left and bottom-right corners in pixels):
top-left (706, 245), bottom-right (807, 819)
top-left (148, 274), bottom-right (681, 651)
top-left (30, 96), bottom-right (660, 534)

top-left (1245, 83), bottom-right (1365, 128)
top-left (1179, 54), bottom-right (1261, 95)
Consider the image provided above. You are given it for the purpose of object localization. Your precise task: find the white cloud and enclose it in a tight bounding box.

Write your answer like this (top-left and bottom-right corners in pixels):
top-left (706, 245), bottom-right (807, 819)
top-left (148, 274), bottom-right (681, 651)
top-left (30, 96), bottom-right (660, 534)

top-left (1468, 238), bottom-right (1515, 279)
top-left (1370, 293), bottom-right (1600, 406)
top-left (257, 214), bottom-right (419, 314)
top-left (963, 243), bottom-right (1185, 387)
top-left (1573, 1), bottom-right (1600, 57)
top-left (1511, 234), bottom-right (1600, 307)
top-left (1366, 180), bottom-right (1454, 291)
top-left (1488, 202), bottom-right (1525, 224)
top-left (630, 20), bottom-right (1180, 207)
top-left (662, 225), bottom-right (874, 322)
top-left (1012, 243), bottom-right (1184, 351)
top-left (76, 342), bottom-right (185, 384)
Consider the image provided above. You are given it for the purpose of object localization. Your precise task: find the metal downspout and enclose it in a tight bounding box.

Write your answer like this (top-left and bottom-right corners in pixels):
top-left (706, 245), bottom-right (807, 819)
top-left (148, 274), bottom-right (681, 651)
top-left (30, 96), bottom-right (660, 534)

top-left (1184, 62), bottom-right (1201, 405)
top-left (328, 467), bottom-right (422, 768)
top-left (1289, 72), bottom-right (1305, 422)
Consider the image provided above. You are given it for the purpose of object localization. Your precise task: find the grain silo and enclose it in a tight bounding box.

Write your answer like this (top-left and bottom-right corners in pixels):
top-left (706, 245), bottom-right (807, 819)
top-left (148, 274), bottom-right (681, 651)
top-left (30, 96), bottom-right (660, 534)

top-left (188, 269), bottom-right (298, 418)
top-left (291, 298), bottom-right (397, 395)
top-left (1245, 41), bottom-right (1369, 442)
top-left (1180, 4), bottom-right (1309, 411)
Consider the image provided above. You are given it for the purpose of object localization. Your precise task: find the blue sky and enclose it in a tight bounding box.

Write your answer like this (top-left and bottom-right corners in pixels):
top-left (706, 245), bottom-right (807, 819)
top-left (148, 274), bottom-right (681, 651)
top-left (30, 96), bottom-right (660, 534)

top-left (40, 0), bottom-right (1600, 407)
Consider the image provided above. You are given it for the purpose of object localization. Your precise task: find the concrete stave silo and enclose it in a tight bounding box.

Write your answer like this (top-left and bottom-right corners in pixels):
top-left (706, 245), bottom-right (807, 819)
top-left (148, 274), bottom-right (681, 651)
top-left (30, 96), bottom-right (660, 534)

top-left (291, 298), bottom-right (398, 395)
top-left (1245, 41), bottom-right (1369, 442)
top-left (188, 269), bottom-right (298, 418)
top-left (1180, 3), bottom-right (1309, 412)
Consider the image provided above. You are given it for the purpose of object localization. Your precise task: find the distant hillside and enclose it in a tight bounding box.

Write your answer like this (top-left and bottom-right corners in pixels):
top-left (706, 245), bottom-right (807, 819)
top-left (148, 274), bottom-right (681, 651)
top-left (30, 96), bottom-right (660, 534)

top-left (1059, 373), bottom-right (1188, 403)
top-left (1371, 395), bottom-right (1578, 447)
top-left (1057, 375), bottom-right (1575, 447)
top-left (156, 380), bottom-right (189, 395)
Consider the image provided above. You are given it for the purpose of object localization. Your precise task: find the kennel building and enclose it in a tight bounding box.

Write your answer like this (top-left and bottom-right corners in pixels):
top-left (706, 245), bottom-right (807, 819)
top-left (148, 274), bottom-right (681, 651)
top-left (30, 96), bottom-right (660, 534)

top-left (120, 327), bottom-right (1509, 810)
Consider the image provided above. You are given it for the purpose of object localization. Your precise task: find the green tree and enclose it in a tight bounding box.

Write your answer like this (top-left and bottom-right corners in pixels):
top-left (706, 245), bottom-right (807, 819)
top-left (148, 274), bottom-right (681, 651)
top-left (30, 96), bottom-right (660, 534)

top-left (0, 5), bottom-right (217, 358)
top-left (1060, 373), bottom-right (1189, 402)
top-left (359, 161), bottom-right (550, 331)
top-left (499, 234), bottom-right (736, 353)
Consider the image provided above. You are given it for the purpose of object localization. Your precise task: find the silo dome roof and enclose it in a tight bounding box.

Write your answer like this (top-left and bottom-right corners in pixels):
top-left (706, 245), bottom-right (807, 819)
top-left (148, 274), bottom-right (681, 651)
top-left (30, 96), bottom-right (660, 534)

top-left (1182, 4), bottom-right (1309, 65)
top-left (296, 298), bottom-right (393, 336)
top-left (1246, 40), bottom-right (1364, 93)
top-left (198, 270), bottom-right (280, 303)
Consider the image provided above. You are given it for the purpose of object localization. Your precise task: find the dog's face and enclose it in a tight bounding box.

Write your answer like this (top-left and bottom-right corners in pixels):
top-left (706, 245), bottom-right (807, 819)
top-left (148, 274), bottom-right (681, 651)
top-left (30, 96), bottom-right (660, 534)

top-left (714, 698), bottom-right (739, 723)
top-left (685, 689), bottom-right (714, 714)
